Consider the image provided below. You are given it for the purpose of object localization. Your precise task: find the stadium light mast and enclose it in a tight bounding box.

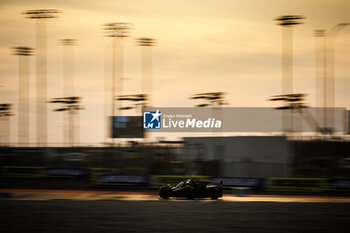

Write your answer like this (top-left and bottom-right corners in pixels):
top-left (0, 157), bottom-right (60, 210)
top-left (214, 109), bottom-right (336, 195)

top-left (137, 37), bottom-right (156, 107)
top-left (327, 23), bottom-right (349, 133)
top-left (23, 9), bottom-right (61, 146)
top-left (13, 47), bottom-right (34, 146)
top-left (314, 30), bottom-right (325, 108)
top-left (103, 23), bottom-right (131, 117)
top-left (313, 24), bottom-right (349, 135)
top-left (59, 39), bottom-right (77, 145)
top-left (275, 15), bottom-right (305, 133)
top-left (314, 30), bottom-right (325, 135)
top-left (103, 22), bottom-right (131, 144)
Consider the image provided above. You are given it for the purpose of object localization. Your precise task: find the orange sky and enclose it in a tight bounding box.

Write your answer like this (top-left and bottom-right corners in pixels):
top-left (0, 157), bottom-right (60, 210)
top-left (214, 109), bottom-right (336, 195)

top-left (0, 0), bottom-right (349, 144)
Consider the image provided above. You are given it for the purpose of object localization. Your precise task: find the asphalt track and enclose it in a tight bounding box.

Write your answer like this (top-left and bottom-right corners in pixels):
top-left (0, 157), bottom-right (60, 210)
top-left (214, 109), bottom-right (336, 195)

top-left (1, 200), bottom-right (349, 233)
top-left (1, 189), bottom-right (349, 233)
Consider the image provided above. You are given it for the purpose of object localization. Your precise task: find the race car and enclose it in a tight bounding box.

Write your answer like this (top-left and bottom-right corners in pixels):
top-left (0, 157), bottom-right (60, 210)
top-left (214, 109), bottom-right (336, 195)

top-left (158, 179), bottom-right (223, 200)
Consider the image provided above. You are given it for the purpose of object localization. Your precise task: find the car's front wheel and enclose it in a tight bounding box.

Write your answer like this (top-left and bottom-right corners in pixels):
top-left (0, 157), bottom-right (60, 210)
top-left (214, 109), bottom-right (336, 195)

top-left (159, 186), bottom-right (172, 199)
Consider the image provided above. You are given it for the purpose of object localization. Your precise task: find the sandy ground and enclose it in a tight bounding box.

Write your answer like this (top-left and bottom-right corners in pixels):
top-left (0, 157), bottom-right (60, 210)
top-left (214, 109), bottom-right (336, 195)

top-left (1, 200), bottom-right (349, 233)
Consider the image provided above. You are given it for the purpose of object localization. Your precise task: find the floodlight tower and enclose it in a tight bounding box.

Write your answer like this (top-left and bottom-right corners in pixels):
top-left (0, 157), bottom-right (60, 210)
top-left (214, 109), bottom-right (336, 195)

top-left (103, 23), bottom-right (131, 119)
top-left (327, 23), bottom-right (349, 132)
top-left (275, 15), bottom-right (305, 133)
top-left (23, 9), bottom-right (61, 146)
top-left (314, 30), bottom-right (325, 134)
top-left (314, 30), bottom-right (325, 108)
top-left (13, 47), bottom-right (34, 145)
top-left (137, 37), bottom-right (156, 107)
top-left (314, 24), bottom-right (349, 134)
top-left (60, 39), bottom-right (77, 145)
top-left (103, 23), bottom-right (131, 145)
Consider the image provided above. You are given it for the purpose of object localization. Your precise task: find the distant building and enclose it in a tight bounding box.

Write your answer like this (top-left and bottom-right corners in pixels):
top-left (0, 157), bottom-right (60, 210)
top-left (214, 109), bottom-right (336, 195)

top-left (183, 136), bottom-right (350, 178)
top-left (183, 136), bottom-right (291, 177)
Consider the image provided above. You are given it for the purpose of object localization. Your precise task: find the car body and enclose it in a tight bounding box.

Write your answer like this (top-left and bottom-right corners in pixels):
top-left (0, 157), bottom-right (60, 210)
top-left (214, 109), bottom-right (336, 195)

top-left (158, 179), bottom-right (223, 200)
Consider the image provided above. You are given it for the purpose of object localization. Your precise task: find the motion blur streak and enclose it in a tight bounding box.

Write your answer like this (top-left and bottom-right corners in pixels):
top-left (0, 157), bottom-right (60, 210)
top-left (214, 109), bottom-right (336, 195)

top-left (2, 188), bottom-right (350, 203)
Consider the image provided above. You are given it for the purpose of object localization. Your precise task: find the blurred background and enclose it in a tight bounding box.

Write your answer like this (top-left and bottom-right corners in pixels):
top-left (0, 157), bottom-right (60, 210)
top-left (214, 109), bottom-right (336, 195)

top-left (0, 0), bottom-right (350, 194)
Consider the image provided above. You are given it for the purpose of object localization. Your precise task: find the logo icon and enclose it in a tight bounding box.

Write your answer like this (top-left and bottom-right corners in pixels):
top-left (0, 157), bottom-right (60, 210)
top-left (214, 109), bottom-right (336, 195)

top-left (143, 110), bottom-right (161, 129)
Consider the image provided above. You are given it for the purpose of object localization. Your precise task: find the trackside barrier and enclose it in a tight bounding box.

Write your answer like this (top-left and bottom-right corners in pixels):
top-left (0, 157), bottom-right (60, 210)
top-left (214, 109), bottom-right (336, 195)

top-left (265, 177), bottom-right (328, 192)
top-left (0, 166), bottom-right (118, 180)
top-left (90, 168), bottom-right (149, 186)
top-left (90, 168), bottom-right (121, 185)
top-left (329, 179), bottom-right (350, 192)
top-left (1, 166), bottom-right (349, 194)
top-left (2, 166), bottom-right (45, 178)
top-left (210, 177), bottom-right (264, 191)
top-left (93, 174), bottom-right (149, 186)
top-left (45, 168), bottom-right (90, 178)
top-left (151, 175), bottom-right (208, 188)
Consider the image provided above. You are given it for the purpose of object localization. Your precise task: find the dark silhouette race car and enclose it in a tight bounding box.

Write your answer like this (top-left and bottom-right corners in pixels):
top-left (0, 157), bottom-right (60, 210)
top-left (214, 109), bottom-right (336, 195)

top-left (158, 179), bottom-right (223, 200)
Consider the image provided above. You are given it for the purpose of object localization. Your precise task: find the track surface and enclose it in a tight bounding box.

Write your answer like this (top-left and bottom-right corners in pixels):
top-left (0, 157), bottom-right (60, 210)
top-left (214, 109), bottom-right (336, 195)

top-left (1, 200), bottom-right (349, 233)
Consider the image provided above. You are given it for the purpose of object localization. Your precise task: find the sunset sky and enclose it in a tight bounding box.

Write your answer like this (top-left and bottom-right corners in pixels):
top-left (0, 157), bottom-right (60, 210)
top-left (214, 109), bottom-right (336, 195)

top-left (0, 0), bottom-right (349, 145)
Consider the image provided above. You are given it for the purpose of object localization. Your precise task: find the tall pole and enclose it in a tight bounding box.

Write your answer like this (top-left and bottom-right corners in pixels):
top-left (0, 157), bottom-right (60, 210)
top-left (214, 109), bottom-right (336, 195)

top-left (118, 37), bottom-right (124, 115)
top-left (327, 23), bottom-right (349, 132)
top-left (60, 39), bottom-right (76, 97)
top-left (23, 9), bottom-right (61, 146)
top-left (275, 15), bottom-right (305, 133)
top-left (37, 18), bottom-right (46, 146)
top-left (69, 106), bottom-right (74, 146)
top-left (13, 47), bottom-right (34, 146)
top-left (314, 24), bottom-right (349, 135)
top-left (314, 30), bottom-right (325, 132)
top-left (112, 37), bottom-right (116, 121)
top-left (60, 39), bottom-right (76, 146)
top-left (282, 26), bottom-right (293, 95)
top-left (323, 33), bottom-right (328, 132)
top-left (137, 38), bottom-right (156, 107)
top-left (103, 41), bottom-right (111, 144)
top-left (103, 22), bottom-right (131, 144)
top-left (314, 30), bottom-right (325, 110)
